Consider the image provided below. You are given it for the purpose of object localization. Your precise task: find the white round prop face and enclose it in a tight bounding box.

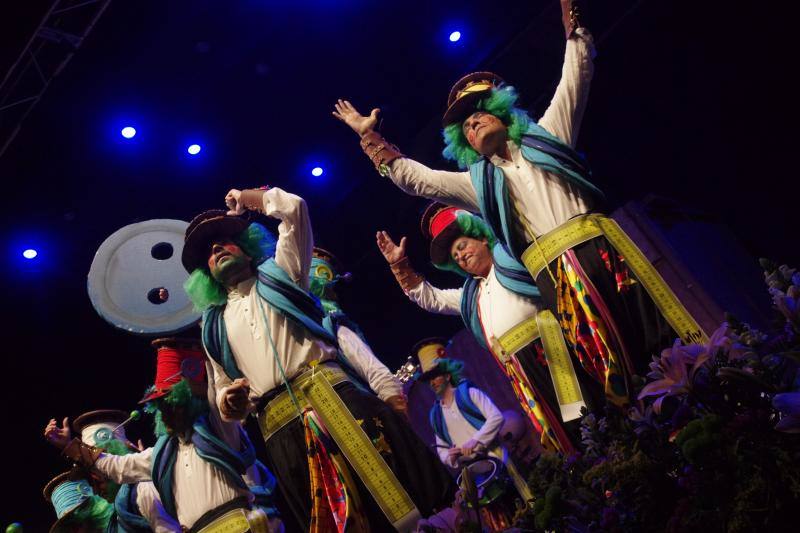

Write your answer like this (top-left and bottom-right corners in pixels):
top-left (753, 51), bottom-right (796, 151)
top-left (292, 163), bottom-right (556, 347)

top-left (88, 219), bottom-right (200, 335)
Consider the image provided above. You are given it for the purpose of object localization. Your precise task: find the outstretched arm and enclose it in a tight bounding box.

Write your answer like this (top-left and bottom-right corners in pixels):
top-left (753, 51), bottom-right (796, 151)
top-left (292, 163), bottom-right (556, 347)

top-left (336, 325), bottom-right (405, 405)
top-left (226, 187), bottom-right (313, 288)
top-left (537, 1), bottom-right (596, 147)
top-left (334, 100), bottom-right (479, 211)
top-left (376, 230), bottom-right (462, 315)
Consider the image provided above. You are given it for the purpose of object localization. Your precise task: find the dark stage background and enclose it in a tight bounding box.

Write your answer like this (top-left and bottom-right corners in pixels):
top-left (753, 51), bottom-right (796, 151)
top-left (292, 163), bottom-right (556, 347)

top-left (1, 0), bottom-right (797, 529)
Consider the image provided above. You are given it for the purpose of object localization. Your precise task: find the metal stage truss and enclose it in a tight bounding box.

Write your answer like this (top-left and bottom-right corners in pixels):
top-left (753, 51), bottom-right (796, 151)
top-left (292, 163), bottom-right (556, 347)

top-left (0, 0), bottom-right (112, 159)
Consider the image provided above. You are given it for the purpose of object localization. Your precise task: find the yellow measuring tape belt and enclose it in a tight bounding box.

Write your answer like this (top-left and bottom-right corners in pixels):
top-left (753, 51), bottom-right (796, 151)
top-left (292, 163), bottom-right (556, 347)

top-left (195, 507), bottom-right (269, 533)
top-left (497, 316), bottom-right (540, 357)
top-left (521, 215), bottom-right (602, 281)
top-left (301, 373), bottom-right (421, 532)
top-left (594, 216), bottom-right (708, 344)
top-left (537, 310), bottom-right (585, 422)
top-left (521, 214), bottom-right (708, 345)
top-left (257, 364), bottom-right (349, 442)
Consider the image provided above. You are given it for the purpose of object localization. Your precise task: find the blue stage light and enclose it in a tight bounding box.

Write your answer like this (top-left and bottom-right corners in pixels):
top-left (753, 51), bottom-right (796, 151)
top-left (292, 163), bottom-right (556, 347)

top-left (187, 144), bottom-right (202, 155)
top-left (121, 126), bottom-right (137, 139)
top-left (311, 166), bottom-right (324, 177)
top-left (449, 31), bottom-right (461, 42)
top-left (22, 249), bottom-right (37, 259)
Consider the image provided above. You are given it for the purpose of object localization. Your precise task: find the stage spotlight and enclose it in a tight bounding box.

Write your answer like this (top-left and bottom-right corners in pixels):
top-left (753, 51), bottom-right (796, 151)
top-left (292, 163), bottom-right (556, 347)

top-left (187, 144), bottom-right (202, 155)
top-left (22, 249), bottom-right (38, 259)
top-left (121, 126), bottom-right (136, 139)
top-left (449, 31), bottom-right (461, 42)
top-left (311, 166), bottom-right (324, 177)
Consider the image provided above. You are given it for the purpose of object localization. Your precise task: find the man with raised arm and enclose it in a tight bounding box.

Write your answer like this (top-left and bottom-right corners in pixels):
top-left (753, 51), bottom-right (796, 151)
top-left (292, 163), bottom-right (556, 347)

top-left (336, 0), bottom-right (704, 397)
top-left (180, 186), bottom-right (453, 531)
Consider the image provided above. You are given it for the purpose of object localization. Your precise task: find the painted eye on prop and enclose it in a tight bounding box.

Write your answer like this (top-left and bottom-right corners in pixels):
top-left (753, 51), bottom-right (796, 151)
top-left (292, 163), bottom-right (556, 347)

top-left (315, 264), bottom-right (334, 281)
top-left (76, 480), bottom-right (92, 497)
top-left (93, 427), bottom-right (113, 446)
top-left (181, 358), bottom-right (203, 380)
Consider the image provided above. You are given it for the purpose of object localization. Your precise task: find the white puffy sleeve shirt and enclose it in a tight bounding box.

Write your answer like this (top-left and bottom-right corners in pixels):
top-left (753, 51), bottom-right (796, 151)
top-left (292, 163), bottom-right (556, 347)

top-left (387, 29), bottom-right (596, 240)
top-left (434, 387), bottom-right (505, 468)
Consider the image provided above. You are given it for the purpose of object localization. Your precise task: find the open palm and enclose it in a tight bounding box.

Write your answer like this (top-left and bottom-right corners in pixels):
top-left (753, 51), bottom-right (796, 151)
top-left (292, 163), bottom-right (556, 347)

top-left (376, 231), bottom-right (406, 264)
top-left (333, 99), bottom-right (380, 137)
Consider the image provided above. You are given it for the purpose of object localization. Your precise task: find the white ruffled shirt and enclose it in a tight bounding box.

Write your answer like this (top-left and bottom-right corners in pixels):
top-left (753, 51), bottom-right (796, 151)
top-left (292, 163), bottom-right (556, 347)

top-left (206, 187), bottom-right (402, 414)
top-left (407, 265), bottom-right (541, 348)
top-left (434, 387), bottom-right (505, 468)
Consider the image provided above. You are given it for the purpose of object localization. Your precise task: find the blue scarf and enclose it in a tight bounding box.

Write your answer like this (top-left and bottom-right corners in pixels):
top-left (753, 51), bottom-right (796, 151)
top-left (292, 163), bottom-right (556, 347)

top-left (113, 484), bottom-right (151, 533)
top-left (469, 123), bottom-right (603, 259)
top-left (150, 415), bottom-right (256, 521)
top-left (203, 258), bottom-right (339, 381)
top-left (429, 381), bottom-right (486, 446)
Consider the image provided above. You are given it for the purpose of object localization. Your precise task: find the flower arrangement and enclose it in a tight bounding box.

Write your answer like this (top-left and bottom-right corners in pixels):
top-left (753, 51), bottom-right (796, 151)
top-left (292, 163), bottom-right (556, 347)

top-left (516, 260), bottom-right (800, 532)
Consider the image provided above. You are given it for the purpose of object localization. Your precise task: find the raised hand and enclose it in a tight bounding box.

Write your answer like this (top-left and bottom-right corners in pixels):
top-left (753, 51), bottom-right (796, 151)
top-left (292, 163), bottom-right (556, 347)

top-left (225, 189), bottom-right (245, 216)
top-left (376, 231), bottom-right (407, 264)
top-left (332, 99), bottom-right (380, 138)
top-left (44, 417), bottom-right (72, 450)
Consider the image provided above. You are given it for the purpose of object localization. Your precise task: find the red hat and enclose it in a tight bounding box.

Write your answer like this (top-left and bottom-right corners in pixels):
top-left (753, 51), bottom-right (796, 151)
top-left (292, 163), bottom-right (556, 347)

top-left (420, 202), bottom-right (473, 265)
top-left (442, 71), bottom-right (505, 127)
top-left (140, 337), bottom-right (207, 403)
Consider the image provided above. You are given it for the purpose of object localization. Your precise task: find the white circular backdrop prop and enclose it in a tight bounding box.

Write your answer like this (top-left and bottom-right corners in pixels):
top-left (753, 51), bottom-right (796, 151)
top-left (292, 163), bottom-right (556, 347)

top-left (88, 219), bottom-right (200, 335)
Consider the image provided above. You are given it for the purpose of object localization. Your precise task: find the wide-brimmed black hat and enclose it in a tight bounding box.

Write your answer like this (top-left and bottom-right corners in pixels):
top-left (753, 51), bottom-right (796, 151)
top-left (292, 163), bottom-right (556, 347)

top-left (442, 71), bottom-right (505, 127)
top-left (421, 202), bottom-right (473, 265)
top-left (181, 209), bottom-right (250, 272)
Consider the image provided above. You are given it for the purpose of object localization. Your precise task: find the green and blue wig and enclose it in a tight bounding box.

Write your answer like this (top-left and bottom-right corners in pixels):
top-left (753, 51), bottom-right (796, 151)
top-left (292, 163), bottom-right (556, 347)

top-left (183, 222), bottom-right (277, 311)
top-left (433, 212), bottom-right (497, 278)
top-left (442, 85), bottom-right (531, 170)
top-left (143, 379), bottom-right (210, 438)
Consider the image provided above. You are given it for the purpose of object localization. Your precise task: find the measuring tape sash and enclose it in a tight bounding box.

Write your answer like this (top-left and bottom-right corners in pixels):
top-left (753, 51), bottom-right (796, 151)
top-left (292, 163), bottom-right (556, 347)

top-left (496, 316), bottom-right (540, 358)
top-left (521, 214), bottom-right (708, 345)
top-left (194, 507), bottom-right (269, 533)
top-left (300, 372), bottom-right (421, 531)
top-left (536, 310), bottom-right (586, 422)
top-left (256, 363), bottom-right (349, 442)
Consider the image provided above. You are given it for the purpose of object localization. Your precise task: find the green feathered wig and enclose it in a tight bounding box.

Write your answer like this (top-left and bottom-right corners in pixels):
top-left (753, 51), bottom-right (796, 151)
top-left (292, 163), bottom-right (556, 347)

top-left (433, 212), bottom-right (497, 278)
top-left (183, 222), bottom-right (277, 311)
top-left (143, 379), bottom-right (209, 437)
top-left (421, 358), bottom-right (465, 387)
top-left (442, 85), bottom-right (531, 170)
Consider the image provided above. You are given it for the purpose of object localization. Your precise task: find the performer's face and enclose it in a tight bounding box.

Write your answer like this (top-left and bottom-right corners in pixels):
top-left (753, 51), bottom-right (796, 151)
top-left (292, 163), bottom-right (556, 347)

top-left (450, 236), bottom-right (492, 277)
top-left (430, 374), bottom-right (450, 396)
top-left (157, 401), bottom-right (192, 437)
top-left (462, 111), bottom-right (507, 156)
top-left (207, 239), bottom-right (252, 286)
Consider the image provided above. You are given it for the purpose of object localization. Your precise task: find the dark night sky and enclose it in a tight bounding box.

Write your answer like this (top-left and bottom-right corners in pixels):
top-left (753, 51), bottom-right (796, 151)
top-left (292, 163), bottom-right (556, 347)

top-left (1, 0), bottom-right (798, 529)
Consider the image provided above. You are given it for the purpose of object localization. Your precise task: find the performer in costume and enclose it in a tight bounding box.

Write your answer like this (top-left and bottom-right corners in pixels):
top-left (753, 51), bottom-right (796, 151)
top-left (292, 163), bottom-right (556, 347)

top-left (377, 204), bottom-right (605, 454)
top-left (336, 0), bottom-right (700, 400)
top-left (44, 469), bottom-right (115, 533)
top-left (309, 246), bottom-right (408, 416)
top-left (416, 348), bottom-right (530, 531)
top-left (182, 187), bottom-right (453, 531)
top-left (418, 353), bottom-right (505, 469)
top-left (50, 339), bottom-right (282, 533)
top-left (45, 408), bottom-right (180, 532)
